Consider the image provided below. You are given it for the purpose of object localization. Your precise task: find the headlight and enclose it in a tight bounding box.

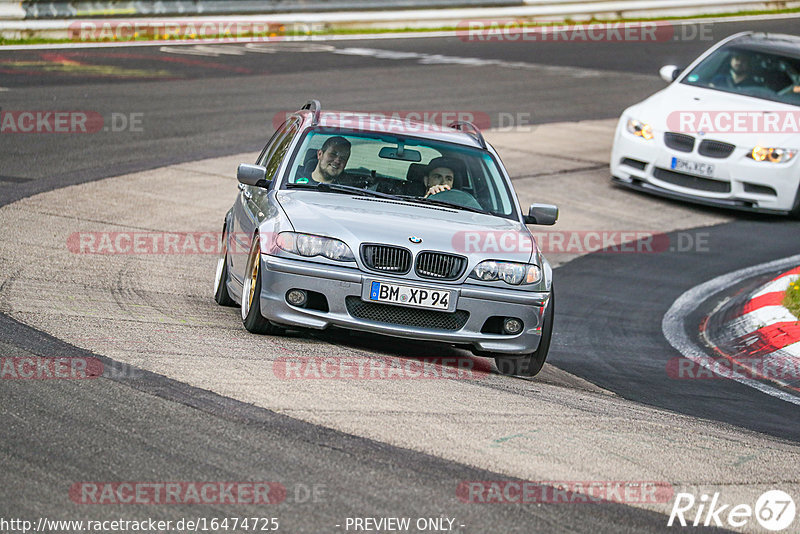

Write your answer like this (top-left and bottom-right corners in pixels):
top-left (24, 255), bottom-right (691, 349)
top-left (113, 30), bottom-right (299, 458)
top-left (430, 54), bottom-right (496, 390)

top-left (748, 146), bottom-right (797, 163)
top-left (470, 261), bottom-right (541, 286)
top-left (276, 232), bottom-right (355, 262)
top-left (626, 118), bottom-right (654, 140)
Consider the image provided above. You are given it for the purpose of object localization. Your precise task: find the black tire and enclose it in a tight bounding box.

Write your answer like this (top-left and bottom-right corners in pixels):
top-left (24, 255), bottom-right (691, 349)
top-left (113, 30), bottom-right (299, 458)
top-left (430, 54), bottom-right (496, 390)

top-left (213, 224), bottom-right (236, 307)
top-left (241, 234), bottom-right (283, 335)
top-left (495, 288), bottom-right (554, 377)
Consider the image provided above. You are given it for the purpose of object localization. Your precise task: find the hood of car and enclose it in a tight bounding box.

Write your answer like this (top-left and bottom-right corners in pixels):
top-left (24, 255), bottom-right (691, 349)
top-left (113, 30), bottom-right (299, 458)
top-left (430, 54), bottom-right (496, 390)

top-left (629, 83), bottom-right (800, 147)
top-left (276, 190), bottom-right (535, 264)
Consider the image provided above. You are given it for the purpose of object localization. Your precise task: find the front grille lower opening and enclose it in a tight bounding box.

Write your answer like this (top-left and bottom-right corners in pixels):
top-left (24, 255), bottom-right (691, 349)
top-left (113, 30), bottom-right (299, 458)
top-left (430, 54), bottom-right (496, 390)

top-left (345, 296), bottom-right (469, 331)
top-left (652, 167), bottom-right (731, 193)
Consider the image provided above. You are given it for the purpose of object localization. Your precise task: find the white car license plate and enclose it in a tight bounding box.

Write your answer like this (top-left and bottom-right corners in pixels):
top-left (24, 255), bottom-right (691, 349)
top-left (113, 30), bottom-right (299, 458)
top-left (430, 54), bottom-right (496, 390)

top-left (368, 281), bottom-right (452, 311)
top-left (671, 157), bottom-right (715, 177)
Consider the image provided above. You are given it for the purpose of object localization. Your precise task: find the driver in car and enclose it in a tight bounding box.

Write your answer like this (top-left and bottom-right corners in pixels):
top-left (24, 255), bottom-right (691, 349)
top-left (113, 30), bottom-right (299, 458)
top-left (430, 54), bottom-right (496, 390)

top-left (423, 156), bottom-right (459, 198)
top-left (710, 52), bottom-right (757, 89)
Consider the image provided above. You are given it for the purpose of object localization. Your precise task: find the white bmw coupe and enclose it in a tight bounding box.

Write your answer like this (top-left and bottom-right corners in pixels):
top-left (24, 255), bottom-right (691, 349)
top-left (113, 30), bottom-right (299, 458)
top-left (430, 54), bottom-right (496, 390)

top-left (611, 32), bottom-right (800, 216)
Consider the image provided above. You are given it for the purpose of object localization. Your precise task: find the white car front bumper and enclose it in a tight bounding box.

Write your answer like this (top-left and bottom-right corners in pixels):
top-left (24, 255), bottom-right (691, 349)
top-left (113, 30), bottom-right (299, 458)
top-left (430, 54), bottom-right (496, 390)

top-left (609, 117), bottom-right (800, 214)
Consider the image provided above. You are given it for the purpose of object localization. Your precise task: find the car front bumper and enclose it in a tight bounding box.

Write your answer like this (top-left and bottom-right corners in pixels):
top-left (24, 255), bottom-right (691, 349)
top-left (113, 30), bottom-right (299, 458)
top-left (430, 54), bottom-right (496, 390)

top-left (610, 120), bottom-right (800, 214)
top-left (257, 255), bottom-right (549, 356)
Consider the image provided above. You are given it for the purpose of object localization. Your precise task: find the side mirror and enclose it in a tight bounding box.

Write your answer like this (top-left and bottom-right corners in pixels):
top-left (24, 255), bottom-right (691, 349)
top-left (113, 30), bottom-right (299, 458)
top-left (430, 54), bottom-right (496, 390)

top-left (237, 163), bottom-right (270, 187)
top-left (659, 65), bottom-right (681, 83)
top-left (524, 203), bottom-right (558, 226)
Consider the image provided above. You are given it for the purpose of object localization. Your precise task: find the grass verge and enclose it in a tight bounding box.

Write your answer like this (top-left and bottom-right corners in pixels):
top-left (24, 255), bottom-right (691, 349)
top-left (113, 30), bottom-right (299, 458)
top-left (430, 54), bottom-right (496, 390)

top-left (784, 277), bottom-right (800, 320)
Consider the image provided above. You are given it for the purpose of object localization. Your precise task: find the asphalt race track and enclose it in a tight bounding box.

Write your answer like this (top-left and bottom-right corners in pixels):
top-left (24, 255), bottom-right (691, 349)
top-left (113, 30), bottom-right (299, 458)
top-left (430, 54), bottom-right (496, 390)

top-left (1, 15), bottom-right (800, 533)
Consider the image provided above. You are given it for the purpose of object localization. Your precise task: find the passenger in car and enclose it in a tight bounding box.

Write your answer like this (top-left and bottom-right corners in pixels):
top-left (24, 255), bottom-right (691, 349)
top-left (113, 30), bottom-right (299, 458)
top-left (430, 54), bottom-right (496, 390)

top-left (297, 136), bottom-right (351, 184)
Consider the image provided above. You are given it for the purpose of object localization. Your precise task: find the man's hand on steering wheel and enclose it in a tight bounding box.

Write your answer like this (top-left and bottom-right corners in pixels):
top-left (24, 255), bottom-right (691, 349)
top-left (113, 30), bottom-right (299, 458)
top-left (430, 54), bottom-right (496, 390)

top-left (425, 184), bottom-right (451, 197)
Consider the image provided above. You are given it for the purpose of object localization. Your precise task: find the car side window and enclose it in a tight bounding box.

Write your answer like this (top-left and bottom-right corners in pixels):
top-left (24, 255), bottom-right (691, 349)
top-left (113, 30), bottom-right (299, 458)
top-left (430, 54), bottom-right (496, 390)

top-left (257, 122), bottom-right (286, 166)
top-left (262, 120), bottom-right (300, 187)
top-left (265, 121), bottom-right (300, 183)
top-left (257, 118), bottom-right (300, 179)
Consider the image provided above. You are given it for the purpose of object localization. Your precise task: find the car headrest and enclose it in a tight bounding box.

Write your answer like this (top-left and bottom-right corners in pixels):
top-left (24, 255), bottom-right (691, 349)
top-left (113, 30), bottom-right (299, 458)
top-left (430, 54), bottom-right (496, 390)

top-left (763, 70), bottom-right (793, 92)
top-left (406, 163), bottom-right (428, 184)
top-left (304, 148), bottom-right (318, 165)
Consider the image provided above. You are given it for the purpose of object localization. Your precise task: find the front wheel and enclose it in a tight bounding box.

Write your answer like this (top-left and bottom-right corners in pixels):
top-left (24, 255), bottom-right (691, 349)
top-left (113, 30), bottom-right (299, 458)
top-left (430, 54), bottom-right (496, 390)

top-left (241, 234), bottom-right (283, 335)
top-left (495, 289), bottom-right (554, 377)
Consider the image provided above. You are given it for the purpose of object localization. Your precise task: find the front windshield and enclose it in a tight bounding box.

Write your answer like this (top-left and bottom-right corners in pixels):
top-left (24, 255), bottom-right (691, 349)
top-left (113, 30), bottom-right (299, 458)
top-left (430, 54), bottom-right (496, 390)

top-left (681, 45), bottom-right (800, 106)
top-left (281, 129), bottom-right (517, 219)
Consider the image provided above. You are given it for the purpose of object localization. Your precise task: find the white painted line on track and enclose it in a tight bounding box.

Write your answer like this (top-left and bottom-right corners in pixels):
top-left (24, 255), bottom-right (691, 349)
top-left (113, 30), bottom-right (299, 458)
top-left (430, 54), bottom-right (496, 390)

top-left (663, 253), bottom-right (800, 406)
top-left (1, 12), bottom-right (799, 51)
top-left (785, 341), bottom-right (800, 358)
top-left (740, 305), bottom-right (798, 329)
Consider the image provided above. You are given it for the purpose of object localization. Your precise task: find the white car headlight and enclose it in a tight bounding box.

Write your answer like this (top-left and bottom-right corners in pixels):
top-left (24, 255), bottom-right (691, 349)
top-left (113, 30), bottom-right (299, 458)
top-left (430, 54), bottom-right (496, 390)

top-left (470, 261), bottom-right (541, 286)
top-left (748, 146), bottom-right (797, 164)
top-left (626, 118), bottom-right (654, 141)
top-left (276, 232), bottom-right (355, 262)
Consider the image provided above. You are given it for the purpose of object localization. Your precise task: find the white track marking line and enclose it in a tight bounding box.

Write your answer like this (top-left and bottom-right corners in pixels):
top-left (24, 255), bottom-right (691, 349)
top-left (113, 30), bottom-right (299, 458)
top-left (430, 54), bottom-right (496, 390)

top-left (663, 253), bottom-right (800, 405)
top-left (739, 305), bottom-right (798, 330)
top-left (784, 341), bottom-right (800, 358)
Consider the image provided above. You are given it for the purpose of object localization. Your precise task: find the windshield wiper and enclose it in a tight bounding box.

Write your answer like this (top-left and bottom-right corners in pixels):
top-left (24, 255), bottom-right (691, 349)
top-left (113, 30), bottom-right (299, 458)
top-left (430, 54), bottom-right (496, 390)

top-left (286, 182), bottom-right (404, 201)
top-left (395, 195), bottom-right (489, 215)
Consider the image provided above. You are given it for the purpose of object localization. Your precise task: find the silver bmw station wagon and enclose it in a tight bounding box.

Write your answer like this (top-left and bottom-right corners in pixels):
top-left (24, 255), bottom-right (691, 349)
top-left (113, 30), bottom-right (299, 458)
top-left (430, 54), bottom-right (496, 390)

top-left (214, 101), bottom-right (558, 376)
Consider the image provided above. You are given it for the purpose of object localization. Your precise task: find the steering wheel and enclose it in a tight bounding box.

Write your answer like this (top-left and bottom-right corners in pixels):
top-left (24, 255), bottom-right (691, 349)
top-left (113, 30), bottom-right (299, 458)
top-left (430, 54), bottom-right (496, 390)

top-left (428, 189), bottom-right (484, 211)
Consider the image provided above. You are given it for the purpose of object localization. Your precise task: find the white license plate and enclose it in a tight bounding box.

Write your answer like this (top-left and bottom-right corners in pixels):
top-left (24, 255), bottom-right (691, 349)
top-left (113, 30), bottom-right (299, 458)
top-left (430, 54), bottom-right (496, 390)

top-left (671, 157), bottom-right (715, 177)
top-left (368, 281), bottom-right (452, 310)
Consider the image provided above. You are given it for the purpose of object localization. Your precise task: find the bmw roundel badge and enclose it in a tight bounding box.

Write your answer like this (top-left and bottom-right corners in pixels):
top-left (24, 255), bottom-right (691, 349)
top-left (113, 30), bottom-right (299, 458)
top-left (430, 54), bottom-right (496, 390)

top-left (409, 236), bottom-right (423, 244)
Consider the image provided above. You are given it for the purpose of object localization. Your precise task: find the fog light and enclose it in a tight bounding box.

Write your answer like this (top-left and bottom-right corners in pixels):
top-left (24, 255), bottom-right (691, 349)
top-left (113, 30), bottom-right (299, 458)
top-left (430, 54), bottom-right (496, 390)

top-left (502, 317), bottom-right (523, 335)
top-left (286, 289), bottom-right (308, 307)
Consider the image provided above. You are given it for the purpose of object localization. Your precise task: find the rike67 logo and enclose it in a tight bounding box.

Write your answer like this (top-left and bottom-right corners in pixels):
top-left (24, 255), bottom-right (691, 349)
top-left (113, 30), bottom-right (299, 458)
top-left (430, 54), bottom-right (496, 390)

top-left (668, 490), bottom-right (796, 531)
